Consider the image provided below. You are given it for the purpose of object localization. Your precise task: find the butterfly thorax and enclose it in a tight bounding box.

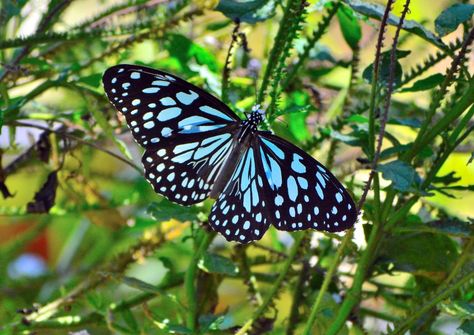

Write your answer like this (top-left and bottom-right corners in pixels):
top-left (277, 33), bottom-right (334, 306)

top-left (237, 107), bottom-right (265, 142)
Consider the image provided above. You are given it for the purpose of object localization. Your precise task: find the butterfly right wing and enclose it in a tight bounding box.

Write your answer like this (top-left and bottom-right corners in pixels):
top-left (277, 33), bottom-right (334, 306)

top-left (103, 64), bottom-right (240, 147)
top-left (103, 64), bottom-right (243, 206)
top-left (142, 125), bottom-right (239, 206)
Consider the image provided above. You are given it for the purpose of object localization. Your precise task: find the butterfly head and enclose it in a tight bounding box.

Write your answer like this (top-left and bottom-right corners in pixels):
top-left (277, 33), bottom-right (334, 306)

top-left (247, 104), bottom-right (265, 125)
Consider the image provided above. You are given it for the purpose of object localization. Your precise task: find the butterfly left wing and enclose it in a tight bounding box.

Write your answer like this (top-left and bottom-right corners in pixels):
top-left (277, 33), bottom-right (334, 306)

top-left (255, 132), bottom-right (357, 233)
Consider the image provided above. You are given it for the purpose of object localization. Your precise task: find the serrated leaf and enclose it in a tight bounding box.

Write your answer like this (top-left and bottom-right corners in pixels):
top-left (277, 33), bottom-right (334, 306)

top-left (216, 0), bottom-right (277, 23)
top-left (198, 252), bottom-right (239, 276)
top-left (432, 171), bottom-right (462, 185)
top-left (400, 74), bottom-right (445, 92)
top-left (337, 4), bottom-right (361, 49)
top-left (147, 199), bottom-right (199, 222)
top-left (435, 4), bottom-right (474, 37)
top-left (377, 160), bottom-right (416, 192)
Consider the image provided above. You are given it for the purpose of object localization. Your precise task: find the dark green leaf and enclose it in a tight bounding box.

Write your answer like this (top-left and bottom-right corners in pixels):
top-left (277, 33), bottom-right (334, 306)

top-left (77, 73), bottom-right (103, 88)
top-left (456, 319), bottom-right (474, 335)
top-left (147, 199), bottom-right (200, 222)
top-left (435, 4), bottom-right (474, 37)
top-left (377, 160), bottom-right (416, 191)
top-left (119, 309), bottom-right (139, 332)
top-left (121, 276), bottom-right (161, 294)
top-left (206, 20), bottom-right (232, 31)
top-left (396, 217), bottom-right (473, 238)
top-left (198, 252), bottom-right (239, 276)
top-left (379, 232), bottom-right (458, 277)
top-left (216, 0), bottom-right (276, 23)
top-left (400, 74), bottom-right (445, 92)
top-left (432, 171), bottom-right (461, 185)
top-left (345, 0), bottom-right (444, 48)
top-left (337, 4), bottom-right (362, 49)
top-left (388, 117), bottom-right (422, 128)
top-left (362, 50), bottom-right (410, 87)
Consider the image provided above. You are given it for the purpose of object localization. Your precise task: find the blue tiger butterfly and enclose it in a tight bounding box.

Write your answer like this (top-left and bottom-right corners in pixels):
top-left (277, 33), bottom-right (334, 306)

top-left (103, 64), bottom-right (357, 243)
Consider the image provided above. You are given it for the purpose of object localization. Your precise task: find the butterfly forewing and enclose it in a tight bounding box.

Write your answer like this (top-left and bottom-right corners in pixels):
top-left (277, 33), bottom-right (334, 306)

top-left (102, 65), bottom-right (239, 147)
top-left (255, 133), bottom-right (357, 233)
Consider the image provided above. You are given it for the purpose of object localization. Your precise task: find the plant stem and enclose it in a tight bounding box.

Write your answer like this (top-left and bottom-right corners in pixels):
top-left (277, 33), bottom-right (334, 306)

top-left (185, 230), bottom-right (213, 333)
top-left (236, 233), bottom-right (305, 335)
top-left (302, 230), bottom-right (353, 334)
top-left (326, 221), bottom-right (384, 335)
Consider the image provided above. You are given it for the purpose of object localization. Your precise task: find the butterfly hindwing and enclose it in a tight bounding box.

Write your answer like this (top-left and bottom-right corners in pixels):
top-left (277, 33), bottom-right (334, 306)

top-left (256, 133), bottom-right (357, 233)
top-left (142, 126), bottom-right (239, 206)
top-left (102, 64), bottom-right (239, 147)
top-left (209, 143), bottom-right (271, 243)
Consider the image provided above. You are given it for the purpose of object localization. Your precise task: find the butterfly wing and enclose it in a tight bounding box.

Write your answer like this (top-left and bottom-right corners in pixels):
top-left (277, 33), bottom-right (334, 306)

top-left (102, 64), bottom-right (242, 205)
top-left (209, 141), bottom-right (272, 243)
top-left (256, 132), bottom-right (357, 233)
top-left (102, 64), bottom-right (240, 147)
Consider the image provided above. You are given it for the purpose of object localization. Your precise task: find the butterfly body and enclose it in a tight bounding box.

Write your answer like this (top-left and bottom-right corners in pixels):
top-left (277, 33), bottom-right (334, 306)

top-left (103, 64), bottom-right (357, 243)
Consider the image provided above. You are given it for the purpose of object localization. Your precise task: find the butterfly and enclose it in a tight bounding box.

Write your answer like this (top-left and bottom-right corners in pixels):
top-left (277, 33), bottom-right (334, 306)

top-left (102, 64), bottom-right (357, 243)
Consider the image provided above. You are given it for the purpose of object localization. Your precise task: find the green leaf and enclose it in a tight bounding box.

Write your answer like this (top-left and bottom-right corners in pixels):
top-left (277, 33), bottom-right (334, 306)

top-left (77, 73), bottom-right (103, 88)
top-left (345, 0), bottom-right (444, 48)
top-left (377, 160), bottom-right (416, 192)
top-left (147, 199), bottom-right (200, 222)
top-left (435, 4), bottom-right (474, 37)
top-left (119, 309), bottom-right (139, 332)
top-left (379, 232), bottom-right (458, 277)
top-left (216, 0), bottom-right (277, 23)
top-left (337, 4), bottom-right (361, 49)
top-left (362, 50), bottom-right (410, 87)
top-left (121, 276), bottom-right (162, 294)
top-left (89, 103), bottom-right (132, 160)
top-left (456, 319), bottom-right (474, 335)
top-left (165, 33), bottom-right (218, 72)
top-left (198, 252), bottom-right (239, 276)
top-left (432, 171), bottom-right (461, 185)
top-left (400, 74), bottom-right (445, 92)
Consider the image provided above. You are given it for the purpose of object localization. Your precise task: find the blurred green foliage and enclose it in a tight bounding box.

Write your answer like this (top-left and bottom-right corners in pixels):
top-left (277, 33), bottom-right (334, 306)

top-left (0, 0), bottom-right (473, 334)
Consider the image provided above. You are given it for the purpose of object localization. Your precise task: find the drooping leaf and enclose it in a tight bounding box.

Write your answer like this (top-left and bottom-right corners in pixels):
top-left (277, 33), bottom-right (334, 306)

top-left (121, 276), bottom-right (162, 294)
top-left (198, 252), bottom-right (239, 276)
top-left (147, 199), bottom-right (200, 222)
top-left (400, 74), bottom-right (445, 92)
top-left (216, 0), bottom-right (277, 23)
top-left (378, 232), bottom-right (458, 279)
top-left (377, 160), bottom-right (416, 192)
top-left (345, 0), bottom-right (444, 48)
top-left (77, 73), bottom-right (103, 88)
top-left (337, 4), bottom-right (362, 49)
top-left (435, 4), bottom-right (474, 37)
